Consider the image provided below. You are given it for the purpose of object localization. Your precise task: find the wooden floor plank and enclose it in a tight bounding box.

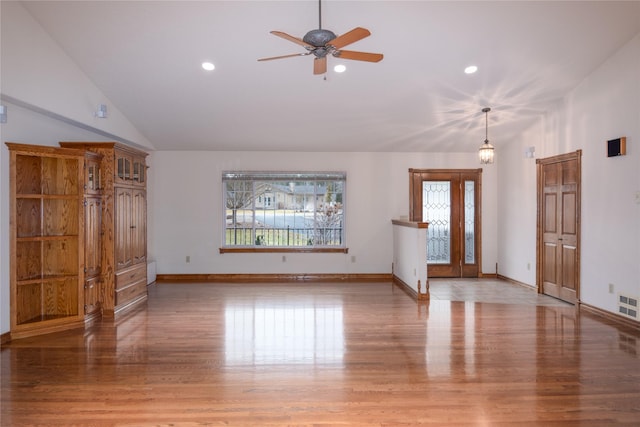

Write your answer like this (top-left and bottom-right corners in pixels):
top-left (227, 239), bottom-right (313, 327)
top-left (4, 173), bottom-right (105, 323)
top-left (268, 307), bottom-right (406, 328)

top-left (2, 279), bottom-right (639, 426)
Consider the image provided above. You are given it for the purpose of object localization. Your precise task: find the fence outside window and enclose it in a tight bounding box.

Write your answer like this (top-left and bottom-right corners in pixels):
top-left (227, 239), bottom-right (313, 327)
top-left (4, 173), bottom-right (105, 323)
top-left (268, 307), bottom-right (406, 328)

top-left (222, 172), bottom-right (346, 249)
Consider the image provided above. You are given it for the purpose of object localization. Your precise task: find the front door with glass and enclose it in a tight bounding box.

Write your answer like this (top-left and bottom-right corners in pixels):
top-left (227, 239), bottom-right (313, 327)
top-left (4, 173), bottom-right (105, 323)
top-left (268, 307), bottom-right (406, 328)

top-left (410, 169), bottom-right (482, 278)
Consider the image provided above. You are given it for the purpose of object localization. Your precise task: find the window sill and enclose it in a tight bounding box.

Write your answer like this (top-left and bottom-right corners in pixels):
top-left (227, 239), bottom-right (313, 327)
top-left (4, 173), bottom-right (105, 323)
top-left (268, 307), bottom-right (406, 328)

top-left (219, 247), bottom-right (349, 254)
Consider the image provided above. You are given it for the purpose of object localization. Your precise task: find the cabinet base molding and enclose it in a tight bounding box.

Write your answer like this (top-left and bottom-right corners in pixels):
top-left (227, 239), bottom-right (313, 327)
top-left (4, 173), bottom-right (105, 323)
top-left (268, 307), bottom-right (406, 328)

top-left (113, 294), bottom-right (148, 317)
top-left (103, 294), bottom-right (148, 319)
top-left (9, 319), bottom-right (85, 341)
top-left (1, 332), bottom-right (11, 345)
top-left (157, 273), bottom-right (392, 283)
top-left (83, 310), bottom-right (103, 326)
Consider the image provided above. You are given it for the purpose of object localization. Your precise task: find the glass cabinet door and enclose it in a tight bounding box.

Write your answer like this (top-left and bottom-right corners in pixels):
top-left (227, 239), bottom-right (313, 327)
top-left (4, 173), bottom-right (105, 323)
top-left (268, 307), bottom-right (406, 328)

top-left (116, 154), bottom-right (132, 184)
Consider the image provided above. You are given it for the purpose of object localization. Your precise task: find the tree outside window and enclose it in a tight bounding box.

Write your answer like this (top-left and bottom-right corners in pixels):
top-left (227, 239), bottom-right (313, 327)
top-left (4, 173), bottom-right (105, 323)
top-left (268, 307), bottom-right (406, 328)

top-left (222, 172), bottom-right (346, 250)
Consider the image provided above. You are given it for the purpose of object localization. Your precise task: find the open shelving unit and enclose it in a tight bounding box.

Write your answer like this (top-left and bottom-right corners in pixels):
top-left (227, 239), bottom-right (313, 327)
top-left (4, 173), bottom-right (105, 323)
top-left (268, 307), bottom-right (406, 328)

top-left (7, 143), bottom-right (85, 338)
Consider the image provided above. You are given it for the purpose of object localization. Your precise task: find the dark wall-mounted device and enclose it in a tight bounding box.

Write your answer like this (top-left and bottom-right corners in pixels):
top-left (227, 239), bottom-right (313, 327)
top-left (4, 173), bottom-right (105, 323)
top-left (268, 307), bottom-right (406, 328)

top-left (607, 137), bottom-right (626, 157)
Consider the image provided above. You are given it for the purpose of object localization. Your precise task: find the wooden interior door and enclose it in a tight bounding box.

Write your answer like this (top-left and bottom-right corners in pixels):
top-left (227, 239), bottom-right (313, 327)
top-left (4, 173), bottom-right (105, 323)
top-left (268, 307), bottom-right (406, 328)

top-left (410, 169), bottom-right (482, 278)
top-left (537, 151), bottom-right (581, 304)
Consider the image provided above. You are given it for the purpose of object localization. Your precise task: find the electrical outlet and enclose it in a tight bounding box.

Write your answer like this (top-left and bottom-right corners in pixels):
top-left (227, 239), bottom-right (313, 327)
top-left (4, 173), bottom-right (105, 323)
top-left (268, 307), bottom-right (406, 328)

top-left (635, 191), bottom-right (640, 204)
top-left (351, 255), bottom-right (356, 263)
top-left (527, 262), bottom-right (531, 271)
top-left (186, 255), bottom-right (190, 263)
top-left (282, 255), bottom-right (286, 263)
top-left (609, 283), bottom-right (614, 294)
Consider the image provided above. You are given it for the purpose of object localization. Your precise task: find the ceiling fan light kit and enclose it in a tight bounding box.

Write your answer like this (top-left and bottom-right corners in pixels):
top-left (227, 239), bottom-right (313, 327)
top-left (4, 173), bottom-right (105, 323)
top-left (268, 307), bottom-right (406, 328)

top-left (258, 0), bottom-right (383, 75)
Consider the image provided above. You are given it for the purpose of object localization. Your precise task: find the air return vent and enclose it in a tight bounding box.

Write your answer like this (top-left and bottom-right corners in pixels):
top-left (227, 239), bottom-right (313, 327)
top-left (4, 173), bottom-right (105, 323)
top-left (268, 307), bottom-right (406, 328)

top-left (618, 294), bottom-right (639, 320)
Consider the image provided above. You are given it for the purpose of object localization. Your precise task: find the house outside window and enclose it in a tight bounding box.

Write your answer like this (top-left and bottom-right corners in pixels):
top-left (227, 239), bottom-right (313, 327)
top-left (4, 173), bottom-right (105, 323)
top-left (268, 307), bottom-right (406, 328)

top-left (222, 172), bottom-right (346, 252)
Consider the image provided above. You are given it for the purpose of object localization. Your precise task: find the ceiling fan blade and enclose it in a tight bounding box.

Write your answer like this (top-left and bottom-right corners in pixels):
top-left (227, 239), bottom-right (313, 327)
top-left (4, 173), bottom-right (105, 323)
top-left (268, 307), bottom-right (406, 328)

top-left (334, 50), bottom-right (383, 63)
top-left (314, 57), bottom-right (327, 75)
top-left (258, 52), bottom-right (311, 61)
top-left (328, 27), bottom-right (371, 49)
top-left (270, 31), bottom-right (313, 49)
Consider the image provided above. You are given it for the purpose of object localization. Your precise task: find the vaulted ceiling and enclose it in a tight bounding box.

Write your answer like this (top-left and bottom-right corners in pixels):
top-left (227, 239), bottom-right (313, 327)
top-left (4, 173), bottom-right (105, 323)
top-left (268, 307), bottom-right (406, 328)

top-left (20, 1), bottom-right (640, 152)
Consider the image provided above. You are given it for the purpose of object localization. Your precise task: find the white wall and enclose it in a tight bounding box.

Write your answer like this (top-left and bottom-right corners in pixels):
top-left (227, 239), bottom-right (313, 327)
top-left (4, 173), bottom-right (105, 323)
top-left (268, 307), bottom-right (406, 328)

top-left (150, 151), bottom-right (498, 276)
top-left (0, 1), bottom-right (153, 150)
top-left (393, 222), bottom-right (428, 296)
top-left (496, 118), bottom-right (541, 285)
top-left (498, 33), bottom-right (640, 316)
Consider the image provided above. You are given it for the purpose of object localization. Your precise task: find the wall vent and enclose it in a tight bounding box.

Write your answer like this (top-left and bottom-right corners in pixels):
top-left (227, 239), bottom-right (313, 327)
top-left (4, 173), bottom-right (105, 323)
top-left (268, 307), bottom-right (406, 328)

top-left (618, 294), bottom-right (639, 320)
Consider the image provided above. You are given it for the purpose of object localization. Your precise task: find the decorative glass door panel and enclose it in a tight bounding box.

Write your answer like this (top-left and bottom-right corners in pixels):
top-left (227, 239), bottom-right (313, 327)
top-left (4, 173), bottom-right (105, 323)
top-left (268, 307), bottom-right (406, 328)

top-left (464, 180), bottom-right (475, 264)
top-left (410, 169), bottom-right (481, 278)
top-left (422, 181), bottom-right (451, 264)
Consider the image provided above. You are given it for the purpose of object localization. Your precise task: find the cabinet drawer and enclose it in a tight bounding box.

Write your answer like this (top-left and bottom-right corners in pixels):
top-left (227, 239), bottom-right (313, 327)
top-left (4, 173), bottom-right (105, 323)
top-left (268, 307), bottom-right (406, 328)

top-left (115, 279), bottom-right (147, 306)
top-left (115, 264), bottom-right (146, 290)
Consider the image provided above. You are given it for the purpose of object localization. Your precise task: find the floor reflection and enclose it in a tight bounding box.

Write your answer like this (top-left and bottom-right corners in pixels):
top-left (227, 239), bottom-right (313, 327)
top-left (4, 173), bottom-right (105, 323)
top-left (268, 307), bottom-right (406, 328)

top-left (2, 281), bottom-right (639, 425)
top-left (225, 297), bottom-right (344, 365)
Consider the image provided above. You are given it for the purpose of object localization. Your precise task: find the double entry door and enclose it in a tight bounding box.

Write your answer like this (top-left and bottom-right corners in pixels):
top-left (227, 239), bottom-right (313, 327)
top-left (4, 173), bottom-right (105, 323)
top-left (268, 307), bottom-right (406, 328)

top-left (537, 151), bottom-right (581, 304)
top-left (410, 169), bottom-right (482, 278)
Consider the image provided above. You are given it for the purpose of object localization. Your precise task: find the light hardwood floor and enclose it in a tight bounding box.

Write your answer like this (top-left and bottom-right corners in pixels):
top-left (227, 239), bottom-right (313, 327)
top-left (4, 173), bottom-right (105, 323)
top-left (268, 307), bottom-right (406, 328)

top-left (2, 279), bottom-right (639, 426)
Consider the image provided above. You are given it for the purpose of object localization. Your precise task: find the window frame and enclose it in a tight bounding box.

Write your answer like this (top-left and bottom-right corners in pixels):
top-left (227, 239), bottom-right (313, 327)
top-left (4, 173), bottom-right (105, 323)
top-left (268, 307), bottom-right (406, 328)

top-left (220, 171), bottom-right (348, 254)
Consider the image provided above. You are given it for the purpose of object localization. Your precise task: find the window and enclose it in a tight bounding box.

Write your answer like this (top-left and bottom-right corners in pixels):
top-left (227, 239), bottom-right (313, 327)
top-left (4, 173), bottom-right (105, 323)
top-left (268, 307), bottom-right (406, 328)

top-left (221, 172), bottom-right (346, 253)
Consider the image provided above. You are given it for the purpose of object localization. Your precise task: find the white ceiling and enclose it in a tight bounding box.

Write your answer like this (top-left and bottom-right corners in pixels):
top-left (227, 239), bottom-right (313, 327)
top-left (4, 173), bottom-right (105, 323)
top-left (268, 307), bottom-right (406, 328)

top-left (21, 1), bottom-right (640, 152)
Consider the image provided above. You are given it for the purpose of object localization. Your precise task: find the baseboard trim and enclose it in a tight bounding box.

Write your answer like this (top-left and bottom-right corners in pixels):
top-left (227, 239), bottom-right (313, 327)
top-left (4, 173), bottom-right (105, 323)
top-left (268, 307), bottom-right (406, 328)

top-left (1, 331), bottom-right (11, 346)
top-left (497, 274), bottom-right (538, 291)
top-left (392, 275), bottom-right (429, 301)
top-left (497, 274), bottom-right (639, 330)
top-left (156, 273), bottom-right (392, 283)
top-left (580, 302), bottom-right (640, 331)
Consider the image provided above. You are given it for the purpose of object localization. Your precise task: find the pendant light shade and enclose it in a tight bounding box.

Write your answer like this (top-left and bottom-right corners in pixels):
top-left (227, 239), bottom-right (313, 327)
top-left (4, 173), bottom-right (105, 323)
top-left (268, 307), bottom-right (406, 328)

top-left (478, 107), bottom-right (494, 164)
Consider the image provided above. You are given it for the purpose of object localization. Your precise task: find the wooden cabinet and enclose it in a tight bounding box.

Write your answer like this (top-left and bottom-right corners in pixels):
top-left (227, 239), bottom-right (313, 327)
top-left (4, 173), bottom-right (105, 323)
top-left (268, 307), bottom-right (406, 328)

top-left (6, 143), bottom-right (86, 339)
top-left (115, 150), bottom-right (146, 186)
top-left (114, 187), bottom-right (147, 269)
top-left (83, 151), bottom-right (104, 320)
top-left (60, 142), bottom-right (148, 317)
top-left (115, 187), bottom-right (133, 269)
top-left (84, 196), bottom-right (102, 279)
top-left (132, 189), bottom-right (147, 265)
top-left (84, 152), bottom-right (102, 195)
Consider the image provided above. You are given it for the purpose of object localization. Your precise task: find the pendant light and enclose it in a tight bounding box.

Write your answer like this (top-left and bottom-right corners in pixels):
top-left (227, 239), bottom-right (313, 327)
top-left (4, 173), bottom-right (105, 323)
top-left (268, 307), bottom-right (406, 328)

top-left (478, 107), bottom-right (494, 164)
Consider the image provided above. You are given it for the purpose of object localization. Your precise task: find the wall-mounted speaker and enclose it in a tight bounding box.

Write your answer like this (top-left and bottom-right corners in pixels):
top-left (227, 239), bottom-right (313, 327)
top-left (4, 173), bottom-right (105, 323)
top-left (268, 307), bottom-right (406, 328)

top-left (607, 137), bottom-right (626, 157)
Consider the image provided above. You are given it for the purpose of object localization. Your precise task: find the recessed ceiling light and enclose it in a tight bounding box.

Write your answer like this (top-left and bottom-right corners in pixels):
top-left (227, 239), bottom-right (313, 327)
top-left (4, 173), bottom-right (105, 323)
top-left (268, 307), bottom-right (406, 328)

top-left (202, 62), bottom-right (215, 71)
top-left (334, 64), bottom-right (346, 73)
top-left (465, 65), bottom-right (478, 74)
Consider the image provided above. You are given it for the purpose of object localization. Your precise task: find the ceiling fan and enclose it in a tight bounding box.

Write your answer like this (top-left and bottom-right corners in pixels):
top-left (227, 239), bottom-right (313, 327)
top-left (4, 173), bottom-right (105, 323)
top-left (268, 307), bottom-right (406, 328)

top-left (258, 0), bottom-right (383, 75)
